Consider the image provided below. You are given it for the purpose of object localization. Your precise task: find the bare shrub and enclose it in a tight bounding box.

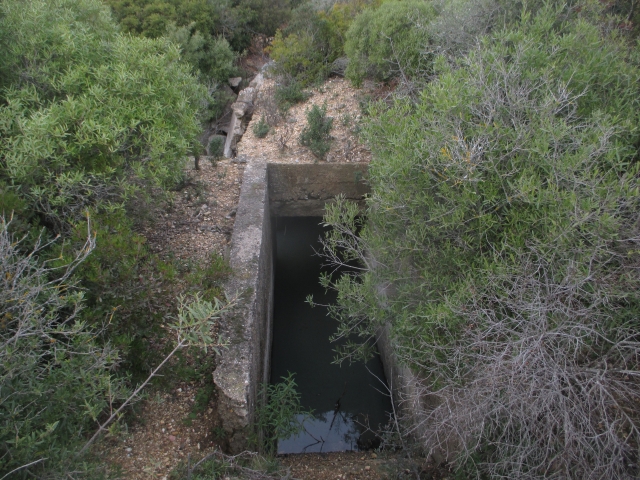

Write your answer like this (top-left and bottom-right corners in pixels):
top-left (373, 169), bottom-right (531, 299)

top-left (403, 250), bottom-right (640, 479)
top-left (256, 84), bottom-right (281, 127)
top-left (275, 121), bottom-right (294, 151)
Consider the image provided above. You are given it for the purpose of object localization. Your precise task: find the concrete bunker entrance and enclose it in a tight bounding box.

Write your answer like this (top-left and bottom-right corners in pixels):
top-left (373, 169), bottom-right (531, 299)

top-left (271, 215), bottom-right (390, 453)
top-left (214, 161), bottom-right (393, 453)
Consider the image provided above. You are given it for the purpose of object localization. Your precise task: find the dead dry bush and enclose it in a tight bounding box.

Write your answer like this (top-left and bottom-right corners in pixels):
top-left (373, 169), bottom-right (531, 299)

top-left (275, 121), bottom-right (294, 151)
top-left (401, 251), bottom-right (640, 479)
top-left (255, 84), bottom-right (281, 128)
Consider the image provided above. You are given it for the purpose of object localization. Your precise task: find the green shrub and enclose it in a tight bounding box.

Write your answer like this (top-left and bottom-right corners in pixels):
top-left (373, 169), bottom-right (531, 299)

top-left (208, 135), bottom-right (226, 158)
top-left (166, 23), bottom-right (237, 82)
top-left (299, 103), bottom-right (333, 159)
top-left (274, 80), bottom-right (311, 112)
top-left (104, 0), bottom-right (293, 53)
top-left (56, 211), bottom-right (178, 381)
top-left (0, 0), bottom-right (205, 234)
top-left (252, 116), bottom-right (270, 138)
top-left (254, 373), bottom-right (312, 455)
top-left (268, 1), bottom-right (372, 86)
top-left (269, 30), bottom-right (329, 87)
top-left (321, 5), bottom-right (640, 478)
top-left (344, 0), bottom-right (436, 86)
top-left (0, 216), bottom-right (127, 478)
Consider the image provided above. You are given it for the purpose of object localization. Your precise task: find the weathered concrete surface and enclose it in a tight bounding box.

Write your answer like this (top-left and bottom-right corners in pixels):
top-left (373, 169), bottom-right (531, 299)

top-left (268, 163), bottom-right (369, 216)
top-left (214, 158), bottom-right (273, 453)
top-left (223, 74), bottom-right (263, 158)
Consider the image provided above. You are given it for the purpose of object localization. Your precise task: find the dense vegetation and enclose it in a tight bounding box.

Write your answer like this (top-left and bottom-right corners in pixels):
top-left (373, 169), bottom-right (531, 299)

top-left (103, 0), bottom-right (294, 55)
top-left (2, 0), bottom-right (639, 478)
top-left (0, 0), bottom-right (229, 476)
top-left (318, 0), bottom-right (640, 478)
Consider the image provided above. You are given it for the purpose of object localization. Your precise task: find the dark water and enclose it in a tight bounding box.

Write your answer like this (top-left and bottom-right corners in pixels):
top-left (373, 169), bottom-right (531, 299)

top-left (271, 217), bottom-right (391, 454)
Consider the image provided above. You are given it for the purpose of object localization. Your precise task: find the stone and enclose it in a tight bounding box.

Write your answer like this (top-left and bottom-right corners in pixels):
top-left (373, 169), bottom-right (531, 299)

top-left (228, 77), bottom-right (242, 88)
top-left (331, 57), bottom-right (348, 77)
top-left (223, 75), bottom-right (264, 158)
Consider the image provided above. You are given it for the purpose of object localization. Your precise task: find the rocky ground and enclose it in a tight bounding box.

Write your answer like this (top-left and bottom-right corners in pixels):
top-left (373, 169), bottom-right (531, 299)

top-left (238, 76), bottom-right (371, 166)
top-left (99, 74), bottom-right (452, 479)
top-left (101, 158), bottom-right (244, 480)
top-left (278, 451), bottom-right (453, 480)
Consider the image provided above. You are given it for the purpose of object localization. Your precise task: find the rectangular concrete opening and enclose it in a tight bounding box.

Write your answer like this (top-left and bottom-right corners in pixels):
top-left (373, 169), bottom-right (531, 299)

top-left (215, 160), bottom-right (397, 453)
top-left (270, 216), bottom-right (391, 453)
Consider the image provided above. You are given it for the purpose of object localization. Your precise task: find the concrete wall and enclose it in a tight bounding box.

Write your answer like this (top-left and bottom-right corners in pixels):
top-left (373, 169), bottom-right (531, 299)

top-left (214, 161), bottom-right (371, 453)
top-left (268, 163), bottom-right (369, 217)
top-left (214, 159), bottom-right (273, 453)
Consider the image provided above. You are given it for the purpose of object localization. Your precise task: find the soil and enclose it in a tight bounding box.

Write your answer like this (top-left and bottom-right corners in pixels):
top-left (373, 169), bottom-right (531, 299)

top-left (101, 158), bottom-right (245, 480)
top-left (99, 74), bottom-right (450, 479)
top-left (278, 452), bottom-right (454, 480)
top-left (238, 76), bottom-right (371, 166)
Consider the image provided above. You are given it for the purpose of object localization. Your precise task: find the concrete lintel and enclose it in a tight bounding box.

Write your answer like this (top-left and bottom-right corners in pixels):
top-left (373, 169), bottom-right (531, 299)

top-left (268, 163), bottom-right (369, 216)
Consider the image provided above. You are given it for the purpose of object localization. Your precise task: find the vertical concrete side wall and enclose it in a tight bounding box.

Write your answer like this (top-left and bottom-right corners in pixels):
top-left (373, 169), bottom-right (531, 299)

top-left (214, 159), bottom-right (273, 453)
top-left (376, 327), bottom-right (429, 436)
top-left (268, 163), bottom-right (369, 217)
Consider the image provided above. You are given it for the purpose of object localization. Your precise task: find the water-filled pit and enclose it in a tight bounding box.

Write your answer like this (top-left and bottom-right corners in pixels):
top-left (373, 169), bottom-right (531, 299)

top-left (271, 216), bottom-right (391, 454)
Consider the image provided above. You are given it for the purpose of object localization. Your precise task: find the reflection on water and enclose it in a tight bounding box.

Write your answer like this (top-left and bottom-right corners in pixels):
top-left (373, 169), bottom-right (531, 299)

top-left (271, 217), bottom-right (391, 454)
top-left (278, 411), bottom-right (360, 454)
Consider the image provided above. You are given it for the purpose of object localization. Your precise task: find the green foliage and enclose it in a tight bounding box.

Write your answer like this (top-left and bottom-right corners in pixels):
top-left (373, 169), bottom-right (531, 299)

top-left (0, 2), bottom-right (229, 475)
top-left (252, 116), bottom-right (271, 138)
top-left (166, 23), bottom-right (237, 81)
top-left (0, 0), bottom-right (205, 233)
top-left (299, 103), bottom-right (334, 159)
top-left (269, 30), bottom-right (330, 87)
top-left (344, 0), bottom-right (436, 86)
top-left (232, 0), bottom-right (294, 48)
top-left (268, 0), bottom-right (371, 86)
top-left (317, 0), bottom-right (374, 53)
top-left (183, 253), bottom-right (231, 301)
top-left (56, 210), bottom-right (230, 385)
top-left (322, 5), bottom-right (640, 478)
top-left (254, 373), bottom-right (312, 455)
top-left (274, 80), bottom-right (311, 112)
top-left (0, 217), bottom-right (127, 478)
top-left (56, 211), bottom-right (180, 380)
top-left (104, 0), bottom-right (293, 52)
top-left (208, 136), bottom-right (226, 159)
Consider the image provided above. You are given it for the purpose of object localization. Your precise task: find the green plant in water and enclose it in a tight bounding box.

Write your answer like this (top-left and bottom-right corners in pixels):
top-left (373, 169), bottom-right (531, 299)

top-left (252, 116), bottom-right (270, 138)
top-left (254, 372), bottom-right (312, 455)
top-left (300, 103), bottom-right (333, 160)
